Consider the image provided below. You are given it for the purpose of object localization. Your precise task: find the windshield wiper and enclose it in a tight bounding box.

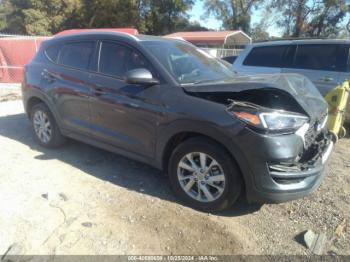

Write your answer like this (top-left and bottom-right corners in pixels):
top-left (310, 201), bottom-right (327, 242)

top-left (191, 79), bottom-right (220, 85)
top-left (227, 99), bottom-right (262, 110)
top-left (192, 77), bottom-right (235, 85)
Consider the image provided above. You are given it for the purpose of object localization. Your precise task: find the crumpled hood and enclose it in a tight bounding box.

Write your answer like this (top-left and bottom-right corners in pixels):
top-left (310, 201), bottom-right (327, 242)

top-left (183, 73), bottom-right (328, 121)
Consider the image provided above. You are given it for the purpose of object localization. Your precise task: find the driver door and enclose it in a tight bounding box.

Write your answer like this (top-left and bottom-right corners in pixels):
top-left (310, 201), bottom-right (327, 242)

top-left (88, 41), bottom-right (160, 158)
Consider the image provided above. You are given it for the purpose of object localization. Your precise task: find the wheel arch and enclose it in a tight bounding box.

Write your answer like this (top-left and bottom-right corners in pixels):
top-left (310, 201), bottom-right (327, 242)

top-left (26, 96), bottom-right (45, 117)
top-left (24, 92), bottom-right (61, 123)
top-left (156, 120), bottom-right (258, 199)
top-left (157, 122), bottom-right (244, 175)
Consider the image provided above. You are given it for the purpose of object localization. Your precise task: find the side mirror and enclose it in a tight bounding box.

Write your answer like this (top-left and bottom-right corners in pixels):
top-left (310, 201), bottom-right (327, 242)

top-left (125, 68), bottom-right (159, 86)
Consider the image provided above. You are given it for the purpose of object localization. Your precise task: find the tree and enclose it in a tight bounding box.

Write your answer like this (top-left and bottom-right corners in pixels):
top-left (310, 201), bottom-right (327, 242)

top-left (0, 0), bottom-right (194, 35)
top-left (250, 22), bottom-right (269, 41)
top-left (202, 0), bottom-right (259, 32)
top-left (142, 0), bottom-right (194, 35)
top-left (178, 21), bottom-right (210, 31)
top-left (304, 0), bottom-right (347, 37)
top-left (0, 0), bottom-right (83, 35)
top-left (268, 0), bottom-right (347, 37)
top-left (78, 0), bottom-right (140, 30)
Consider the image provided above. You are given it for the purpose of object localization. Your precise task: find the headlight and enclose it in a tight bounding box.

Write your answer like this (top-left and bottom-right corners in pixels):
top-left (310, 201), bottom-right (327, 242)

top-left (259, 112), bottom-right (309, 130)
top-left (232, 110), bottom-right (309, 132)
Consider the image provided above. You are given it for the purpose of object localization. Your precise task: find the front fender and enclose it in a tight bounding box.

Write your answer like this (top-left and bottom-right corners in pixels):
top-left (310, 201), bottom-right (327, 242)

top-left (155, 119), bottom-right (256, 195)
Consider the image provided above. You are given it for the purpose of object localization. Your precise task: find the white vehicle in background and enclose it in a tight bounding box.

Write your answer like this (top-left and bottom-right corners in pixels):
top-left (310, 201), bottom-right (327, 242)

top-left (232, 39), bottom-right (350, 121)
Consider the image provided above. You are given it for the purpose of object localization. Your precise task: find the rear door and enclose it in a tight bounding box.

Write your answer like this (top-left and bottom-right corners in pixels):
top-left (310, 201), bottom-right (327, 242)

top-left (44, 41), bottom-right (96, 135)
top-left (234, 45), bottom-right (292, 75)
top-left (282, 44), bottom-right (344, 96)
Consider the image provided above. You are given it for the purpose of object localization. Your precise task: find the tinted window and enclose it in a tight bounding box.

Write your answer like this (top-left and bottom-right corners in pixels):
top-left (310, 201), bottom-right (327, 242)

top-left (221, 56), bottom-right (237, 64)
top-left (45, 44), bottom-right (61, 63)
top-left (99, 42), bottom-right (152, 78)
top-left (143, 41), bottom-right (235, 84)
top-left (58, 42), bottom-right (94, 70)
top-left (346, 45), bottom-right (350, 72)
top-left (243, 46), bottom-right (289, 67)
top-left (336, 45), bottom-right (349, 72)
top-left (294, 44), bottom-right (346, 71)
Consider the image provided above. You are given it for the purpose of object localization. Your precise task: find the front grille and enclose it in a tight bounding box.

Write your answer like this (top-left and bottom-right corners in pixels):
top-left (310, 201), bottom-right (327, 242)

top-left (304, 111), bottom-right (327, 149)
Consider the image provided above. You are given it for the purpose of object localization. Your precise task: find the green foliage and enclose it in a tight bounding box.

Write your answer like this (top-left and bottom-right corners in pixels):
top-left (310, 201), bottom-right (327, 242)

top-left (142, 0), bottom-right (195, 35)
top-left (250, 22), bottom-right (270, 41)
top-left (268, 0), bottom-right (347, 37)
top-left (0, 0), bottom-right (195, 35)
top-left (0, 0), bottom-right (347, 38)
top-left (202, 0), bottom-right (259, 32)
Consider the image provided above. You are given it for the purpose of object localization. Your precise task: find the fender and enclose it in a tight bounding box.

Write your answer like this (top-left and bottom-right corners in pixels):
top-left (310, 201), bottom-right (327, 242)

top-left (23, 86), bottom-right (64, 129)
top-left (155, 119), bottom-right (256, 194)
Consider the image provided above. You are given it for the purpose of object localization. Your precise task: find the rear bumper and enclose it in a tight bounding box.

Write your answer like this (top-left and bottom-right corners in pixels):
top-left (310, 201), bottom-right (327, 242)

top-left (228, 127), bottom-right (333, 204)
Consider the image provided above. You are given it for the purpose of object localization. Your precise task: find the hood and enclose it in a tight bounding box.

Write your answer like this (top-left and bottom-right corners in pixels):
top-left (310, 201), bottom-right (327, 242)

top-left (183, 73), bottom-right (328, 121)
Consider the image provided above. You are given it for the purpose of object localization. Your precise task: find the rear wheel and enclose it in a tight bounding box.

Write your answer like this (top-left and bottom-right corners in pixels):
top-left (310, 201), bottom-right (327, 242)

top-left (30, 103), bottom-right (65, 148)
top-left (168, 137), bottom-right (242, 212)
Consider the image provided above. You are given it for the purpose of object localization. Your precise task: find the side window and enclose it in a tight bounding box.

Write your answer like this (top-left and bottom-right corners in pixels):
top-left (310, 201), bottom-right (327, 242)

top-left (347, 45), bottom-right (350, 72)
top-left (294, 44), bottom-right (340, 71)
top-left (98, 41), bottom-right (153, 78)
top-left (58, 41), bottom-right (94, 70)
top-left (336, 45), bottom-right (349, 72)
top-left (243, 46), bottom-right (288, 67)
top-left (45, 44), bottom-right (61, 63)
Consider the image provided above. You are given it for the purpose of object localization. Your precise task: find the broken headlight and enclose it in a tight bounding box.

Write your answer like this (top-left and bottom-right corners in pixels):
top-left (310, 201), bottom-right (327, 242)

top-left (232, 110), bottom-right (309, 132)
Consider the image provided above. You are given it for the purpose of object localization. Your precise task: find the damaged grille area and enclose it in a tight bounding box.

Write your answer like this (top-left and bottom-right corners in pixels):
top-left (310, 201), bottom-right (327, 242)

top-left (304, 110), bottom-right (328, 150)
top-left (269, 125), bottom-right (330, 185)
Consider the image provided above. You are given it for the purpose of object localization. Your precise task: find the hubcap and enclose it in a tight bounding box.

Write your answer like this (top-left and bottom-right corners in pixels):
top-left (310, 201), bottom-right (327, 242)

top-left (33, 110), bottom-right (52, 143)
top-left (177, 152), bottom-right (226, 203)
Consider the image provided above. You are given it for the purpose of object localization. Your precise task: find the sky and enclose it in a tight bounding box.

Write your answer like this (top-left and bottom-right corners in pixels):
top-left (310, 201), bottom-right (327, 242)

top-left (189, 1), bottom-right (350, 37)
top-left (187, 1), bottom-right (284, 37)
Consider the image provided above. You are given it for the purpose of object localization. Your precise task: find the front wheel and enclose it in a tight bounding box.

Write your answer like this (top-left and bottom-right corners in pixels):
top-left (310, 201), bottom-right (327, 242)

top-left (168, 137), bottom-right (242, 212)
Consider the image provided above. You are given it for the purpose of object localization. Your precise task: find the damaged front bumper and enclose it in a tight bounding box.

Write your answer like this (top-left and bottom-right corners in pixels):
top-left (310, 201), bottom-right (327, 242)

top-left (228, 126), bottom-right (333, 203)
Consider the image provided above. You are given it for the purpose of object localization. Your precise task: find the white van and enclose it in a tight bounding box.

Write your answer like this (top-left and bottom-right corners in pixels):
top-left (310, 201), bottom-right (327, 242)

top-left (232, 39), bottom-right (350, 121)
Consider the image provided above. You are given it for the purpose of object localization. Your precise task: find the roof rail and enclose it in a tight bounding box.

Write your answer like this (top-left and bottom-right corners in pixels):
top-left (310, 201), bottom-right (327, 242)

top-left (254, 37), bottom-right (332, 43)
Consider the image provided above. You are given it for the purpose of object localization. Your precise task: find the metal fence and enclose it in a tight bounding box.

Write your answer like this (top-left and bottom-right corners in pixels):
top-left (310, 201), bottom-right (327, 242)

top-left (0, 33), bottom-right (49, 83)
top-left (201, 48), bottom-right (243, 58)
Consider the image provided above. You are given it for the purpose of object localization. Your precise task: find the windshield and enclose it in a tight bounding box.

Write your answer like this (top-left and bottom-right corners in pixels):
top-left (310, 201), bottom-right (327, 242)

top-left (143, 40), bottom-right (236, 84)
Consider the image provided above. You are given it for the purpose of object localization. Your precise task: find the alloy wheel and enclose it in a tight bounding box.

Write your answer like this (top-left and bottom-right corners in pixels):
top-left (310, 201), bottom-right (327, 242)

top-left (33, 110), bottom-right (52, 143)
top-left (177, 152), bottom-right (226, 202)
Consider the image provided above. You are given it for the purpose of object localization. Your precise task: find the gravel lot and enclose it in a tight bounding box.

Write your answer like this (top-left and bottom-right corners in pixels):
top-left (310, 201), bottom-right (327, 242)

top-left (0, 90), bottom-right (349, 255)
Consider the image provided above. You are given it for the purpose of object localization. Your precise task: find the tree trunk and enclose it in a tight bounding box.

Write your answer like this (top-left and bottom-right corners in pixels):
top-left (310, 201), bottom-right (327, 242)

top-left (293, 0), bottom-right (305, 37)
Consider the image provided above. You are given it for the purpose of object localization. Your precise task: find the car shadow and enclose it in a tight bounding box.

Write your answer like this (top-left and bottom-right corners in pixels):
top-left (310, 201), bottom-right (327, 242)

top-left (344, 123), bottom-right (350, 138)
top-left (0, 112), bottom-right (262, 216)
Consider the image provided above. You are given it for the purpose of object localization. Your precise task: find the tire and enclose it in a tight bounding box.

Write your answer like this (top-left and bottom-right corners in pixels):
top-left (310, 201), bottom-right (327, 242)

top-left (30, 103), bottom-right (65, 148)
top-left (168, 137), bottom-right (242, 212)
top-left (339, 126), bottom-right (346, 139)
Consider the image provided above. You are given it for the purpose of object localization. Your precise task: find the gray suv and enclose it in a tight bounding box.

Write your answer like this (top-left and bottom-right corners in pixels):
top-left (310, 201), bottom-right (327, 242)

top-left (233, 39), bottom-right (350, 120)
top-left (22, 32), bottom-right (333, 211)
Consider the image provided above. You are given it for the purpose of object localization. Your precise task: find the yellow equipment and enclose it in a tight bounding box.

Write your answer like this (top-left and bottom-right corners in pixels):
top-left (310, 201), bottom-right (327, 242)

top-left (324, 81), bottom-right (350, 141)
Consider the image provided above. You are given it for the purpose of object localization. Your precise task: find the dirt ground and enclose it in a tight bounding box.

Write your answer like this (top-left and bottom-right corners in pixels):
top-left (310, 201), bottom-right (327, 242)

top-left (0, 91), bottom-right (349, 255)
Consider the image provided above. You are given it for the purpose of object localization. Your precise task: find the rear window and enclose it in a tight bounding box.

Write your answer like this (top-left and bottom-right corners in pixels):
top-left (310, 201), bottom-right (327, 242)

top-left (45, 45), bottom-right (60, 63)
top-left (294, 44), bottom-right (347, 72)
top-left (243, 45), bottom-right (289, 67)
top-left (57, 41), bottom-right (95, 70)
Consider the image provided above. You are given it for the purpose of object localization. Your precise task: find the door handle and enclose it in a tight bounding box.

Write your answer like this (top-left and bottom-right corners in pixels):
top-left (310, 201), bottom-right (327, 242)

top-left (41, 69), bottom-right (59, 83)
top-left (319, 76), bottom-right (333, 82)
top-left (93, 88), bottom-right (107, 96)
top-left (125, 102), bottom-right (140, 108)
